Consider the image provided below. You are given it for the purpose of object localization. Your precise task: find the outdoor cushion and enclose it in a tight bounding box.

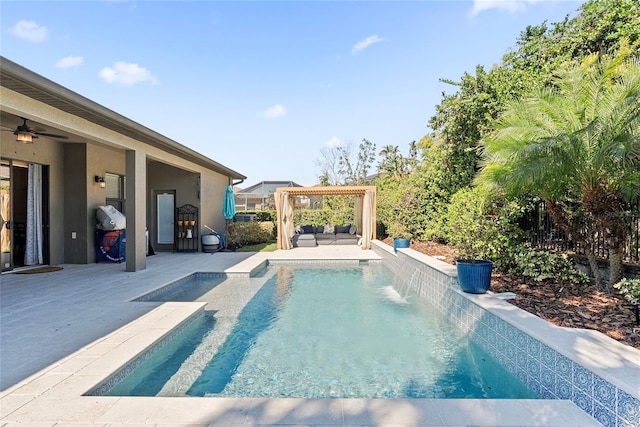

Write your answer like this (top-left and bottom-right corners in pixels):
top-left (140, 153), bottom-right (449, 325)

top-left (301, 225), bottom-right (315, 234)
top-left (316, 225), bottom-right (324, 234)
top-left (335, 225), bottom-right (350, 234)
top-left (323, 224), bottom-right (335, 234)
top-left (349, 225), bottom-right (357, 234)
top-left (315, 233), bottom-right (335, 240)
top-left (292, 234), bottom-right (317, 247)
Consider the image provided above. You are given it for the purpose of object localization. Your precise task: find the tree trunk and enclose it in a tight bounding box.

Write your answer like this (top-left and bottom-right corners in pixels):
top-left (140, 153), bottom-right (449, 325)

top-left (546, 199), bottom-right (605, 289)
top-left (608, 249), bottom-right (623, 292)
top-left (582, 187), bottom-right (627, 292)
top-left (584, 250), bottom-right (605, 290)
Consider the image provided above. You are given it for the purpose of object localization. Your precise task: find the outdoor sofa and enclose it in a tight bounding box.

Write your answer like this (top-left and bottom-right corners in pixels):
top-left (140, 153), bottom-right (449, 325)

top-left (292, 224), bottom-right (359, 247)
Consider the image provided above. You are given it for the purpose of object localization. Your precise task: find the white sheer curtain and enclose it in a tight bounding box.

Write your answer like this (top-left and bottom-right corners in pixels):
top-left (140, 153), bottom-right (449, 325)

top-left (361, 189), bottom-right (374, 250)
top-left (276, 191), bottom-right (294, 250)
top-left (25, 164), bottom-right (43, 265)
top-left (354, 195), bottom-right (363, 237)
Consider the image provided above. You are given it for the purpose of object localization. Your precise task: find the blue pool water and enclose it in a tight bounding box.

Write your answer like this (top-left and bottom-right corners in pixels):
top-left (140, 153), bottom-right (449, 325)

top-left (102, 264), bottom-right (537, 399)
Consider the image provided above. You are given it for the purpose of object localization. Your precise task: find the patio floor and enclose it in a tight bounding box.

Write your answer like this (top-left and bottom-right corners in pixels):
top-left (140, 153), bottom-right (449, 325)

top-left (0, 247), bottom-right (600, 426)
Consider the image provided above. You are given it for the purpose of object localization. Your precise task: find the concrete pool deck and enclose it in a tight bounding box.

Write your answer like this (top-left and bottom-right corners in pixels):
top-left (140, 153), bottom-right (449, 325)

top-left (1, 246), bottom-right (602, 426)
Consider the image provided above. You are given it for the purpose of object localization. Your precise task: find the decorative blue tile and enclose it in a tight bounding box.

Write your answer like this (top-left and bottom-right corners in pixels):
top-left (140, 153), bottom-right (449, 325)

top-left (528, 379), bottom-right (542, 397)
top-left (619, 418), bottom-right (638, 427)
top-left (540, 366), bottom-right (555, 390)
top-left (487, 313), bottom-right (497, 329)
top-left (526, 356), bottom-right (541, 382)
top-left (487, 329), bottom-right (498, 349)
top-left (504, 323), bottom-right (517, 343)
top-left (504, 357), bottom-right (517, 375)
top-left (540, 344), bottom-right (555, 367)
top-left (573, 388), bottom-right (594, 415)
top-left (555, 354), bottom-right (572, 381)
top-left (555, 378), bottom-right (572, 399)
top-left (516, 368), bottom-right (527, 384)
top-left (496, 335), bottom-right (507, 355)
top-left (539, 385), bottom-right (556, 400)
top-left (526, 335), bottom-right (541, 360)
top-left (496, 318), bottom-right (507, 337)
top-left (573, 364), bottom-right (594, 394)
top-left (515, 330), bottom-right (528, 351)
top-left (593, 402), bottom-right (616, 427)
top-left (505, 341), bottom-right (517, 362)
top-left (516, 349), bottom-right (527, 368)
top-left (618, 389), bottom-right (640, 426)
top-left (593, 375), bottom-right (616, 408)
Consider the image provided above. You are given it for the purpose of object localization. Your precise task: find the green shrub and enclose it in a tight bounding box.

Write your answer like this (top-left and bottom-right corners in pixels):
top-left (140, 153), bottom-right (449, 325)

top-left (613, 278), bottom-right (640, 304)
top-left (294, 200), bottom-right (354, 227)
top-left (510, 246), bottom-right (588, 284)
top-left (226, 222), bottom-right (273, 250)
top-left (445, 186), bottom-right (525, 270)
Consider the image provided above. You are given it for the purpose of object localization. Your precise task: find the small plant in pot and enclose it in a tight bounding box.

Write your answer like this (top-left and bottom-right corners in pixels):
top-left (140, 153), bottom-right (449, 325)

top-left (455, 250), bottom-right (493, 294)
top-left (447, 187), bottom-right (495, 294)
top-left (387, 222), bottom-right (411, 253)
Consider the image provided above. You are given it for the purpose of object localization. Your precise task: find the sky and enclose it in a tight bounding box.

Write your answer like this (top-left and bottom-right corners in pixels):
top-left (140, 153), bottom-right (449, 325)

top-left (1, 0), bottom-right (583, 188)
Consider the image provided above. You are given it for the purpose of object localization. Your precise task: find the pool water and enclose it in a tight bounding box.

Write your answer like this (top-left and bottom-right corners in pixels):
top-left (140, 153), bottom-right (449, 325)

top-left (103, 264), bottom-right (537, 399)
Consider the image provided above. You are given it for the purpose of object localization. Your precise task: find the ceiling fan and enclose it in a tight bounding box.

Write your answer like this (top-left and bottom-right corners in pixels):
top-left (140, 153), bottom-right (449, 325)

top-left (4, 117), bottom-right (69, 143)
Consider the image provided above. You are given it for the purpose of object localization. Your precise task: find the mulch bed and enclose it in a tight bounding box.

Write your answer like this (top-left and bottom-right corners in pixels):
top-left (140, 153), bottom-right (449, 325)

top-left (383, 237), bottom-right (640, 350)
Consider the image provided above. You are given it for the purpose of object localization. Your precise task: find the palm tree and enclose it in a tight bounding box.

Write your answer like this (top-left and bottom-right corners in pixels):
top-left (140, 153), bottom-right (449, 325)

top-left (477, 52), bottom-right (640, 290)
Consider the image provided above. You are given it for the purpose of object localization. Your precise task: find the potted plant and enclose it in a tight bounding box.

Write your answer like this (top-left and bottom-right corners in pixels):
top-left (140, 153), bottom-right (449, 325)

top-left (387, 222), bottom-right (411, 253)
top-left (447, 188), bottom-right (494, 294)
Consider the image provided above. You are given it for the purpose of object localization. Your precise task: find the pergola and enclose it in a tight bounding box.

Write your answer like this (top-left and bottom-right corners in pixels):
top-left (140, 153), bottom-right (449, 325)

top-left (274, 185), bottom-right (377, 250)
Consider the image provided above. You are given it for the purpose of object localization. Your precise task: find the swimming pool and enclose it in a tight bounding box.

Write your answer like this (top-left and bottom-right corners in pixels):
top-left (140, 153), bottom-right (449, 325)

top-left (98, 264), bottom-right (536, 399)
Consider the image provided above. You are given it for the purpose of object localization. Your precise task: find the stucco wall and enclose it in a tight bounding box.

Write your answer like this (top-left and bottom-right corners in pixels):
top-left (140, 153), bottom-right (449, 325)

top-left (87, 144), bottom-right (126, 262)
top-left (146, 162), bottom-right (231, 251)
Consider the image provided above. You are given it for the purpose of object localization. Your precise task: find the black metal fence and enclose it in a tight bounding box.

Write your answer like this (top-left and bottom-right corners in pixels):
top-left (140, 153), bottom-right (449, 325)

top-left (521, 200), bottom-right (640, 264)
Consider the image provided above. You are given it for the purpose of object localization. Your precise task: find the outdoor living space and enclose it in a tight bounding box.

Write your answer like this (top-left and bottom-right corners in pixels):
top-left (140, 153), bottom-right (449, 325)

top-left (2, 244), bottom-right (631, 427)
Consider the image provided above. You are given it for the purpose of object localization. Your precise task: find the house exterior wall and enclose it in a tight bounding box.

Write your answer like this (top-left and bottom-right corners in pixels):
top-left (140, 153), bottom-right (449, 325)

top-left (2, 84), bottom-right (242, 268)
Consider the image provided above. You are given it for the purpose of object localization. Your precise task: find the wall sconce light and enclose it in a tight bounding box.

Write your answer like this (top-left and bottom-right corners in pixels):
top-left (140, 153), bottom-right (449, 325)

top-left (16, 131), bottom-right (34, 144)
top-left (95, 175), bottom-right (106, 188)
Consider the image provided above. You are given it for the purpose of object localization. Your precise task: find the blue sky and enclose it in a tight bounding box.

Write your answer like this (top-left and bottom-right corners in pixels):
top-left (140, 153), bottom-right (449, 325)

top-left (2, 0), bottom-right (582, 187)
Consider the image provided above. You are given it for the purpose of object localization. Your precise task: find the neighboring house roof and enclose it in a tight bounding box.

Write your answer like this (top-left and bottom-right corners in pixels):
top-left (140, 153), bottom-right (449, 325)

top-left (236, 181), bottom-right (303, 197)
top-left (0, 56), bottom-right (246, 181)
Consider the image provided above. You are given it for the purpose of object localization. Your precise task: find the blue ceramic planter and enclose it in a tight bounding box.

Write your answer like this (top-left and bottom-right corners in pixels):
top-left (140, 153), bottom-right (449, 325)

top-left (393, 237), bottom-right (410, 253)
top-left (456, 260), bottom-right (493, 294)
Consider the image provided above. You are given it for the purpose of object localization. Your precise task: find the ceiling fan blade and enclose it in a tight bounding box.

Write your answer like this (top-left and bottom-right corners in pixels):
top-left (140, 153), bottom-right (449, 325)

top-left (36, 132), bottom-right (69, 139)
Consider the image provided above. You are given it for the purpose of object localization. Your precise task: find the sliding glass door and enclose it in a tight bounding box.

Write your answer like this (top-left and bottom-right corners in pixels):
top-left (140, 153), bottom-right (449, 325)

top-left (0, 160), bottom-right (48, 271)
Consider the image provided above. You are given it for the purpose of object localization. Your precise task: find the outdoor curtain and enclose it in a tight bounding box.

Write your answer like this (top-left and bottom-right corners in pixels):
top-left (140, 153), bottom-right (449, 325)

top-left (25, 163), bottom-right (43, 265)
top-left (276, 191), bottom-right (294, 250)
top-left (354, 195), bottom-right (363, 239)
top-left (361, 189), bottom-right (374, 250)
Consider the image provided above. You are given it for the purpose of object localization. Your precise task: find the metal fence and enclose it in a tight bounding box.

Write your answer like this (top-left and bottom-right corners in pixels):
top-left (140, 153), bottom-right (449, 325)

top-left (521, 200), bottom-right (640, 264)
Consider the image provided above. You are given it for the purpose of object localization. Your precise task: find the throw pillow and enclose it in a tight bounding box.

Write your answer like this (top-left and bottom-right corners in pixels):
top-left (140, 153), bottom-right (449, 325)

top-left (302, 225), bottom-right (315, 234)
top-left (336, 225), bottom-right (349, 234)
top-left (349, 225), bottom-right (357, 235)
top-left (323, 224), bottom-right (335, 234)
top-left (294, 225), bottom-right (302, 234)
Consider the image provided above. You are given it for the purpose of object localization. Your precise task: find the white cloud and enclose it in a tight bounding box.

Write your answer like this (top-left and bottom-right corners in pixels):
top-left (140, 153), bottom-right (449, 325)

top-left (260, 104), bottom-right (287, 119)
top-left (10, 20), bottom-right (48, 43)
top-left (98, 61), bottom-right (158, 86)
top-left (470, 0), bottom-right (542, 16)
top-left (351, 35), bottom-right (384, 55)
top-left (55, 56), bottom-right (83, 69)
top-left (324, 137), bottom-right (342, 148)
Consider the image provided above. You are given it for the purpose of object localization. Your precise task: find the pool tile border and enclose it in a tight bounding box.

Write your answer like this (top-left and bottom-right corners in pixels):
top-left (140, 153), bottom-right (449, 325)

top-left (372, 241), bottom-right (640, 427)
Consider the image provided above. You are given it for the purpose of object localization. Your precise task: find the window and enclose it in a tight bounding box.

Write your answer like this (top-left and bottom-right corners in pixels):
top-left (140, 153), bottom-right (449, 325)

top-left (105, 173), bottom-right (126, 214)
